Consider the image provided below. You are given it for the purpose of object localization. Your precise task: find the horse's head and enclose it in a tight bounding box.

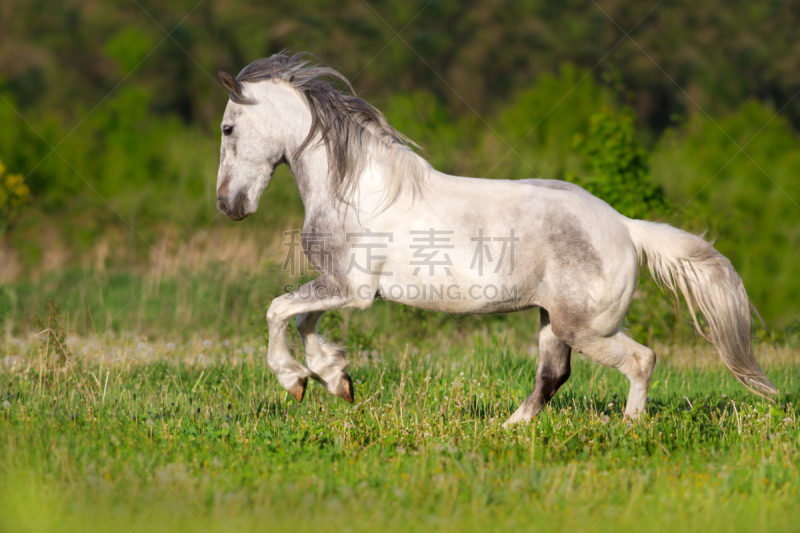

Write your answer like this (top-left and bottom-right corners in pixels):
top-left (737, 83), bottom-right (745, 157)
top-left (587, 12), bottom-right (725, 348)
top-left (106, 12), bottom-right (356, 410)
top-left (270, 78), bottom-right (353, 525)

top-left (216, 52), bottom-right (425, 219)
top-left (215, 70), bottom-right (305, 221)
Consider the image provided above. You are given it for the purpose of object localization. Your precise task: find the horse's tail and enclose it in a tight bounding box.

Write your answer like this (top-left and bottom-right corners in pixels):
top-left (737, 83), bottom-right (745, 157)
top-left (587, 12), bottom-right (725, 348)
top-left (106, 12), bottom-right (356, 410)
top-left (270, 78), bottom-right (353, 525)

top-left (624, 218), bottom-right (777, 398)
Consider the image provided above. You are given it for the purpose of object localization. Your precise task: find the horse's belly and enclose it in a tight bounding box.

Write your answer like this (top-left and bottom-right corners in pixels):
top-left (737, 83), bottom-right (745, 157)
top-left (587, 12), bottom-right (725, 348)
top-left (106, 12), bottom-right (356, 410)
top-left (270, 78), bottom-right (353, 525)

top-left (378, 276), bottom-right (539, 314)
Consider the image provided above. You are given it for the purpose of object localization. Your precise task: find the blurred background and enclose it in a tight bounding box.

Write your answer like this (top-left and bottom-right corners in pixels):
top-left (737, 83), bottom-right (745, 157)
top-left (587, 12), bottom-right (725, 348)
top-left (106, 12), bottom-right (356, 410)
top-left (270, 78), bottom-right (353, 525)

top-left (0, 0), bottom-right (798, 345)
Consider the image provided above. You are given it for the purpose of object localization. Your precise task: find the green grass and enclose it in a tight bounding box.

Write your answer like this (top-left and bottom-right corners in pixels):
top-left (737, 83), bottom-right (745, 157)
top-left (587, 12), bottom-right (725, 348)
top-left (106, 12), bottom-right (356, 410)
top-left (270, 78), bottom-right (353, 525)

top-left (1, 334), bottom-right (799, 533)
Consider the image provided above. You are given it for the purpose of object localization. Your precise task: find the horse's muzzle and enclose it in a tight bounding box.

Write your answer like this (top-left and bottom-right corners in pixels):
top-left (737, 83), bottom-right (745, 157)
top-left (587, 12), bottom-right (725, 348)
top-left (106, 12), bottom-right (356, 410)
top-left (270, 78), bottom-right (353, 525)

top-left (217, 193), bottom-right (249, 221)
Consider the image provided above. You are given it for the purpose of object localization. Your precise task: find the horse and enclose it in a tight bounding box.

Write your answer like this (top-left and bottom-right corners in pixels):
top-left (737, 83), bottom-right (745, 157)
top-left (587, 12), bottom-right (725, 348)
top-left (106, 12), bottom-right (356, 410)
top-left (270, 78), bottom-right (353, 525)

top-left (214, 51), bottom-right (777, 426)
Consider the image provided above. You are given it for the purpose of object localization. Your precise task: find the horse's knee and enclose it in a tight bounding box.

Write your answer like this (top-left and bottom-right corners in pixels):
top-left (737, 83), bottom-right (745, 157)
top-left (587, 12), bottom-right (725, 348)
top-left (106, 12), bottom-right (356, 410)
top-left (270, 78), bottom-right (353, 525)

top-left (266, 298), bottom-right (288, 327)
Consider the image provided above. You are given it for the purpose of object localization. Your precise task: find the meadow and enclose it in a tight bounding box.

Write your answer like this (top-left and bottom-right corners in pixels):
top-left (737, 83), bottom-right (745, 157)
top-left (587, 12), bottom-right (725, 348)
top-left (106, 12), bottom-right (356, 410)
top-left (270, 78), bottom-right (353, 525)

top-left (1, 308), bottom-right (799, 533)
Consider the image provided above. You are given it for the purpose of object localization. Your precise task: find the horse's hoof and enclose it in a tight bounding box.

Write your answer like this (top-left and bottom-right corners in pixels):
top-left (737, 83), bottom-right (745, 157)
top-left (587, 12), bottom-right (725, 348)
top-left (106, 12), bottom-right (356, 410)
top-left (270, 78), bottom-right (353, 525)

top-left (336, 373), bottom-right (355, 404)
top-left (502, 411), bottom-right (530, 428)
top-left (288, 377), bottom-right (308, 403)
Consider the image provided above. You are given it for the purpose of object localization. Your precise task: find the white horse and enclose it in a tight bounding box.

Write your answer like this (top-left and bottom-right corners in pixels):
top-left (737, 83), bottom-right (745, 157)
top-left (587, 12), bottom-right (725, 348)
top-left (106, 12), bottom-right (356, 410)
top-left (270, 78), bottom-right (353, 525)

top-left (215, 52), bottom-right (776, 426)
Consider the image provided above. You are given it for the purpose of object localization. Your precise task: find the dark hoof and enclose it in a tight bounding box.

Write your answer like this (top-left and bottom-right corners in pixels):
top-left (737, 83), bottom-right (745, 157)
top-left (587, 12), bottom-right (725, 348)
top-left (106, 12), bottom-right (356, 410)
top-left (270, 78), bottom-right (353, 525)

top-left (288, 377), bottom-right (308, 403)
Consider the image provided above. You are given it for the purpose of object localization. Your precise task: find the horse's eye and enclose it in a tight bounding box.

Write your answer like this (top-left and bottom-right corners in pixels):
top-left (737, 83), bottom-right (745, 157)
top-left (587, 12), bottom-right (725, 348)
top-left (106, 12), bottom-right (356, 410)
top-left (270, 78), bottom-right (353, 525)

top-left (223, 125), bottom-right (233, 136)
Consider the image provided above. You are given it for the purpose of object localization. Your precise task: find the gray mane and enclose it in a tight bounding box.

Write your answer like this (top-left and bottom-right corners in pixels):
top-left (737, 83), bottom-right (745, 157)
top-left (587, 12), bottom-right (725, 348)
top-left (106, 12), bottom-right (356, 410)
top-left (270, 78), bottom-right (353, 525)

top-left (228, 51), bottom-right (428, 205)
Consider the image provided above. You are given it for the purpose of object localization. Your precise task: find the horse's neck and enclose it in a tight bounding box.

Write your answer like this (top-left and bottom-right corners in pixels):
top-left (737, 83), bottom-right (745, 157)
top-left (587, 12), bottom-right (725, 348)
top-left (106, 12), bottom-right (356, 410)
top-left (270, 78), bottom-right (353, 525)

top-left (288, 144), bottom-right (336, 217)
top-left (289, 143), bottom-right (398, 225)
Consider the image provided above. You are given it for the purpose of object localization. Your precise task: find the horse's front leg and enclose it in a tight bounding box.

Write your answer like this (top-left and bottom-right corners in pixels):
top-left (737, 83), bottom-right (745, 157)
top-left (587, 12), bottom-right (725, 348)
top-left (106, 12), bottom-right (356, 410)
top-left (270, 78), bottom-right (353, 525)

top-left (296, 311), bottom-right (353, 403)
top-left (266, 276), bottom-right (352, 403)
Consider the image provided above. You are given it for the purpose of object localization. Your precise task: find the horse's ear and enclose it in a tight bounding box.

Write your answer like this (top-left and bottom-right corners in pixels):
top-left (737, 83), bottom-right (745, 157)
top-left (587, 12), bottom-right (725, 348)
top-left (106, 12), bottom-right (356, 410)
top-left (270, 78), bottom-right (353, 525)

top-left (217, 70), bottom-right (240, 96)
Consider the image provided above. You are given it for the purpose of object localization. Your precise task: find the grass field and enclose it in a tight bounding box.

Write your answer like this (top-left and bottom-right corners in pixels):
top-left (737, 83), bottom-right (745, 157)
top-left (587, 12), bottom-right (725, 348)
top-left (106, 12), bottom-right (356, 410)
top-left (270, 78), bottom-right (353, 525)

top-left (1, 326), bottom-right (799, 533)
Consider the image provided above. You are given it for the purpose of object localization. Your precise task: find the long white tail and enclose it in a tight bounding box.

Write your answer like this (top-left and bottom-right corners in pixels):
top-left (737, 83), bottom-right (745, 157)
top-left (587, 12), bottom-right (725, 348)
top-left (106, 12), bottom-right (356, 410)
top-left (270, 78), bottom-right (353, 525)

top-left (624, 218), bottom-right (777, 398)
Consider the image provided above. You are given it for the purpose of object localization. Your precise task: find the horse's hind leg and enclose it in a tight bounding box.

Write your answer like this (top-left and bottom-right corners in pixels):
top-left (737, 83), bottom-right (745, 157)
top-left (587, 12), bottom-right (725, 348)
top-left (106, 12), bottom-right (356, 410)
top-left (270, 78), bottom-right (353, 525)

top-left (503, 308), bottom-right (572, 427)
top-left (295, 311), bottom-right (354, 403)
top-left (561, 327), bottom-right (656, 418)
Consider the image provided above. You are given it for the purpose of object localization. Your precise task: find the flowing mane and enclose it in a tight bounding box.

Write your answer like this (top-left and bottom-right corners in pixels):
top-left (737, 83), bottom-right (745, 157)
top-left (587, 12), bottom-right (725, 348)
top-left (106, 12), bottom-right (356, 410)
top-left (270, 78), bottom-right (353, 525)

top-left (226, 51), bottom-right (430, 206)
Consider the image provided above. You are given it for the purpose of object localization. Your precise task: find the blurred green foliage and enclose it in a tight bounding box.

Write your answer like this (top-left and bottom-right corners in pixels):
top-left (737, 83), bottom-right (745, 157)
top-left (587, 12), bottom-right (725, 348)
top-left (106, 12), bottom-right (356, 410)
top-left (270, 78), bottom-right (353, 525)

top-left (652, 102), bottom-right (800, 327)
top-left (4, 1), bottom-right (800, 130)
top-left (487, 64), bottom-right (614, 181)
top-left (0, 0), bottom-right (798, 336)
top-left (570, 107), bottom-right (670, 220)
top-left (0, 159), bottom-right (30, 234)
